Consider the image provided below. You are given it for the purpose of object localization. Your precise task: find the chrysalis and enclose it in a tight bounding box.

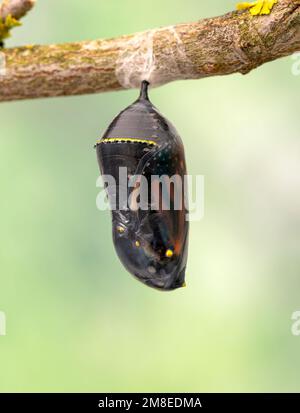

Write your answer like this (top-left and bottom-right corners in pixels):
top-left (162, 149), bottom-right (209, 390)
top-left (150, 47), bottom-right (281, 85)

top-left (95, 81), bottom-right (189, 291)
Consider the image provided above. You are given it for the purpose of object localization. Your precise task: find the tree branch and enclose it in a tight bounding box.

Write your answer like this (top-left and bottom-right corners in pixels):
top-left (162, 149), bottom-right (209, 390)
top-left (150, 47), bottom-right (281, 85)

top-left (0, 0), bottom-right (35, 20)
top-left (0, 0), bottom-right (299, 102)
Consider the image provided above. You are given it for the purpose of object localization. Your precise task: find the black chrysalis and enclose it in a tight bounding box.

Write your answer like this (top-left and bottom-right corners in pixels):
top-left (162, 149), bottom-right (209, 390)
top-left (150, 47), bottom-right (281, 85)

top-left (95, 81), bottom-right (189, 291)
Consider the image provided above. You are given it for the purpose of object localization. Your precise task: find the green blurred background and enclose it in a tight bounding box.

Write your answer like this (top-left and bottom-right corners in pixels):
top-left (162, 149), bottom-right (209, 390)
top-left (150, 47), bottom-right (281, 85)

top-left (0, 0), bottom-right (299, 392)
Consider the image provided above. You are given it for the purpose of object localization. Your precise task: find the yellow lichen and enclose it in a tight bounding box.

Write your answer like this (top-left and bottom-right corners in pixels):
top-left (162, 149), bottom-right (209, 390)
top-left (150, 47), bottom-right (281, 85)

top-left (0, 14), bottom-right (21, 43)
top-left (236, 0), bottom-right (278, 16)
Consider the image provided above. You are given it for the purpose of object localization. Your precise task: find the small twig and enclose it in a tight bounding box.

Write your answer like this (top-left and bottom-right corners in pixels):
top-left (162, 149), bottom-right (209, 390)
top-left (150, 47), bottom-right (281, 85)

top-left (0, 0), bottom-right (299, 102)
top-left (0, 0), bottom-right (35, 20)
top-left (0, 0), bottom-right (35, 46)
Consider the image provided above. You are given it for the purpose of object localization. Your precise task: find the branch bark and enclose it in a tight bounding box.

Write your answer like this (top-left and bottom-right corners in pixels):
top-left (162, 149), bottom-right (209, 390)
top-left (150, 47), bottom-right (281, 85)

top-left (0, 0), bottom-right (299, 102)
top-left (0, 0), bottom-right (35, 20)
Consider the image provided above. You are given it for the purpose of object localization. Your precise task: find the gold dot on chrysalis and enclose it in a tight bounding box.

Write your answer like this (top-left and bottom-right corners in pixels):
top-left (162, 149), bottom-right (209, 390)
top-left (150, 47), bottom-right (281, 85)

top-left (135, 240), bottom-right (140, 247)
top-left (165, 249), bottom-right (174, 258)
top-left (117, 226), bottom-right (125, 233)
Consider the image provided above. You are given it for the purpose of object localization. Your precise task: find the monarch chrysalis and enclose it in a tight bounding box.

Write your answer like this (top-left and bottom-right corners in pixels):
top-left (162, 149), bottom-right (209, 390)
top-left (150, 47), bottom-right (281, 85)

top-left (95, 81), bottom-right (189, 291)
